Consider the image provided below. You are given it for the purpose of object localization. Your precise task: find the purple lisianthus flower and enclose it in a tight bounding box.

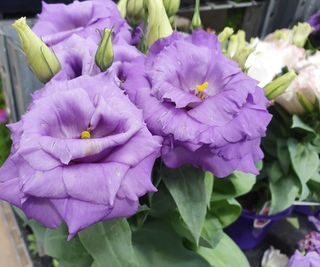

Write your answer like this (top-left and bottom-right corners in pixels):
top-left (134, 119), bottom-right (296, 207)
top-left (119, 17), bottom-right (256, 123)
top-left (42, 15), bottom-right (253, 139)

top-left (50, 34), bottom-right (141, 82)
top-left (286, 250), bottom-right (320, 267)
top-left (0, 75), bottom-right (162, 238)
top-left (308, 10), bottom-right (320, 46)
top-left (121, 30), bottom-right (272, 177)
top-left (33, 0), bottom-right (132, 47)
top-left (299, 232), bottom-right (320, 255)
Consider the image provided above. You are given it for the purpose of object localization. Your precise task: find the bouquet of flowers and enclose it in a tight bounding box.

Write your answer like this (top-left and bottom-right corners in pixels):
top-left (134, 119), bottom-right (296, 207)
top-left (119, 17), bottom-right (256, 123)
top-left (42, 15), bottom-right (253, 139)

top-left (1, 0), bottom-right (319, 266)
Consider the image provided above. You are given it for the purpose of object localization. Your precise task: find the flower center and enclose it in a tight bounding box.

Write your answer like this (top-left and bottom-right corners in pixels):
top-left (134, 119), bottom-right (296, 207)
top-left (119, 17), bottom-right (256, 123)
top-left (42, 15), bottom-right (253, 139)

top-left (81, 130), bottom-right (91, 139)
top-left (81, 125), bottom-right (92, 139)
top-left (195, 81), bottom-right (209, 101)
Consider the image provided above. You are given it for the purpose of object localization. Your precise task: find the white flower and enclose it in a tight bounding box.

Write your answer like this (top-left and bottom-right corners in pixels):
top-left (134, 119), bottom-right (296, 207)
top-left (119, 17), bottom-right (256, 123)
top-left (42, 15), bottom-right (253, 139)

top-left (245, 40), bottom-right (305, 87)
top-left (261, 247), bottom-right (289, 267)
top-left (275, 63), bottom-right (320, 114)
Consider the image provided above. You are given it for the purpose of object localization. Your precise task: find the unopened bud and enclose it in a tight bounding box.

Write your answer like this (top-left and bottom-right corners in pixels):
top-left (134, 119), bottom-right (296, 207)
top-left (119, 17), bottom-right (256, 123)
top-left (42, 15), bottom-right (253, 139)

top-left (12, 17), bottom-right (61, 83)
top-left (163, 0), bottom-right (180, 17)
top-left (265, 70), bottom-right (297, 100)
top-left (146, 0), bottom-right (173, 48)
top-left (296, 91), bottom-right (316, 113)
top-left (218, 27), bottom-right (234, 44)
top-left (117, 0), bottom-right (128, 18)
top-left (95, 28), bottom-right (114, 72)
top-left (292, 22), bottom-right (313, 48)
top-left (127, 0), bottom-right (145, 26)
top-left (192, 0), bottom-right (202, 30)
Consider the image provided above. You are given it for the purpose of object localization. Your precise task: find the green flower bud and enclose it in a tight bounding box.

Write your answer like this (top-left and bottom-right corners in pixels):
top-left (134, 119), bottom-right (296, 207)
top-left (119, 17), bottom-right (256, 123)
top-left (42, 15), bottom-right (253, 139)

top-left (127, 0), bottom-right (145, 26)
top-left (233, 46), bottom-right (253, 70)
top-left (264, 70), bottom-right (297, 100)
top-left (117, 0), bottom-right (128, 18)
top-left (226, 30), bottom-right (246, 58)
top-left (95, 28), bottom-right (114, 72)
top-left (270, 29), bottom-right (292, 43)
top-left (218, 27), bottom-right (234, 44)
top-left (192, 0), bottom-right (202, 30)
top-left (12, 17), bottom-right (61, 84)
top-left (292, 22), bottom-right (313, 48)
top-left (296, 91), bottom-right (316, 113)
top-left (163, 0), bottom-right (180, 17)
top-left (227, 35), bottom-right (238, 58)
top-left (146, 0), bottom-right (173, 48)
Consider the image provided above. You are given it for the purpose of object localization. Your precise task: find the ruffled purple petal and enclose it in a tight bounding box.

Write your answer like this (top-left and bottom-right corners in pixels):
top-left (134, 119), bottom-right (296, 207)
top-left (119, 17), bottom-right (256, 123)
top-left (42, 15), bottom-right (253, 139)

top-left (33, 0), bottom-right (132, 46)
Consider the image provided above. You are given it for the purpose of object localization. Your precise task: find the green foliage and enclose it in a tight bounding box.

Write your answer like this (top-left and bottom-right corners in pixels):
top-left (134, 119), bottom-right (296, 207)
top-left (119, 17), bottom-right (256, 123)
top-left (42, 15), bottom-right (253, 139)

top-left (45, 226), bottom-right (93, 267)
top-left (258, 105), bottom-right (320, 213)
top-left (212, 171), bottom-right (256, 201)
top-left (269, 174), bottom-right (300, 214)
top-left (133, 221), bottom-right (210, 267)
top-left (196, 233), bottom-right (250, 267)
top-left (161, 165), bottom-right (208, 244)
top-left (79, 219), bottom-right (138, 267)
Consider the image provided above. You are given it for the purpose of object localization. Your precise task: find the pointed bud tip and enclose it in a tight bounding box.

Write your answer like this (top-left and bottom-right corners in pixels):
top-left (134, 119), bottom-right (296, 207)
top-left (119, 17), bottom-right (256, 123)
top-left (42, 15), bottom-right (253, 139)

top-left (12, 17), bottom-right (61, 83)
top-left (95, 28), bottom-right (114, 72)
top-left (12, 17), bottom-right (27, 29)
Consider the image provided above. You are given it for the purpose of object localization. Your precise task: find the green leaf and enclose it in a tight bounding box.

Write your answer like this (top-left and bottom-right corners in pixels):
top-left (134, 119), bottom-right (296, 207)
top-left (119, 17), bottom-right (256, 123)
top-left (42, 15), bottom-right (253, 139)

top-left (200, 213), bottom-right (224, 249)
top-left (161, 165), bottom-right (207, 244)
top-left (133, 222), bottom-right (210, 267)
top-left (210, 199), bottom-right (242, 228)
top-left (267, 162), bottom-right (283, 183)
top-left (270, 174), bottom-right (300, 214)
top-left (79, 219), bottom-right (138, 267)
top-left (205, 172), bottom-right (214, 208)
top-left (196, 233), bottom-right (250, 267)
top-left (288, 139), bottom-right (319, 198)
top-left (291, 115), bottom-right (316, 135)
top-left (288, 139), bottom-right (319, 182)
top-left (44, 225), bottom-right (92, 267)
top-left (212, 171), bottom-right (256, 201)
top-left (13, 207), bottom-right (47, 256)
top-left (277, 139), bottom-right (291, 174)
top-left (149, 182), bottom-right (176, 218)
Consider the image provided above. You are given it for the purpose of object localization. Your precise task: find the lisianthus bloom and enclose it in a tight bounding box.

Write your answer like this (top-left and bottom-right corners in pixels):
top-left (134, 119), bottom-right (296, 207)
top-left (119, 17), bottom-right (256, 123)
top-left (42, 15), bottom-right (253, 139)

top-left (0, 75), bottom-right (162, 238)
top-left (308, 10), bottom-right (320, 46)
top-left (49, 34), bottom-right (141, 82)
top-left (299, 232), bottom-right (320, 255)
top-left (275, 53), bottom-right (320, 114)
top-left (245, 40), bottom-right (305, 87)
top-left (286, 250), bottom-right (320, 267)
top-left (33, 0), bottom-right (132, 47)
top-left (121, 30), bottom-right (271, 177)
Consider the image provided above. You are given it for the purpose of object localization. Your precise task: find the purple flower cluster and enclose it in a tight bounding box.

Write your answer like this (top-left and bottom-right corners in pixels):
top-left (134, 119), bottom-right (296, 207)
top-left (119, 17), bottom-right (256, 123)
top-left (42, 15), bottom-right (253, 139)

top-left (121, 31), bottom-right (271, 177)
top-left (0, 0), bottom-right (160, 238)
top-left (0, 0), bottom-right (271, 235)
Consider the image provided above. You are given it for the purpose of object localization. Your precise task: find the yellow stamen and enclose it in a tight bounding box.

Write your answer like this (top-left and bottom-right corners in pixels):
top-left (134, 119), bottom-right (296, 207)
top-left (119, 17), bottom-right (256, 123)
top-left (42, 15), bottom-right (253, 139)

top-left (81, 130), bottom-right (91, 139)
top-left (196, 81), bottom-right (209, 92)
